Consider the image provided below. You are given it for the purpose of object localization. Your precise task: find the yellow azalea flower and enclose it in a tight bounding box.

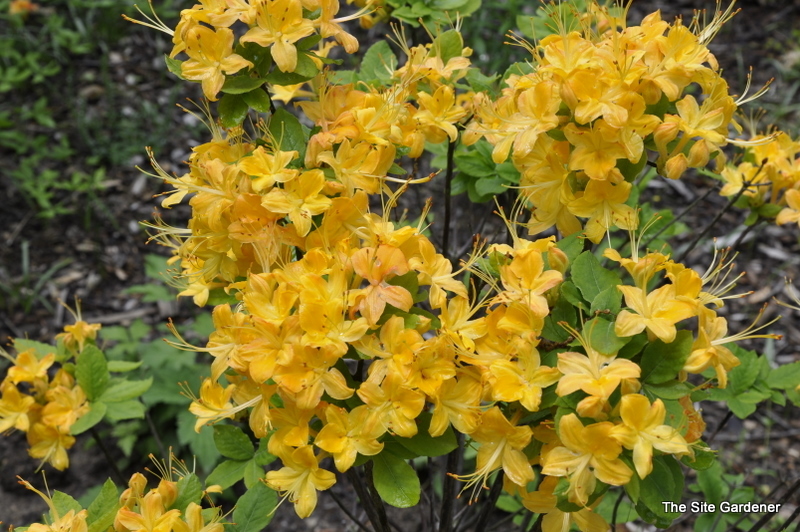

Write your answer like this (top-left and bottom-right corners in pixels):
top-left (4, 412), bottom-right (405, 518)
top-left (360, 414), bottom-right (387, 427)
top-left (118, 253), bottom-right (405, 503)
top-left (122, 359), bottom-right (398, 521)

top-left (541, 414), bottom-right (632, 506)
top-left (173, 502), bottom-right (224, 532)
top-left (521, 476), bottom-right (609, 532)
top-left (238, 146), bottom-right (300, 193)
top-left (7, 348), bottom-right (55, 385)
top-left (556, 330), bottom-right (640, 419)
top-left (564, 121), bottom-right (629, 181)
top-left (0, 380), bottom-right (35, 433)
top-left (437, 296), bottom-right (487, 352)
top-left (41, 385), bottom-right (89, 432)
top-left (57, 320), bottom-right (101, 353)
top-left (777, 188), bottom-right (800, 226)
top-left (266, 445), bottom-right (336, 518)
top-left (188, 379), bottom-right (237, 432)
top-left (273, 344), bottom-right (354, 409)
top-left (568, 179), bottom-right (637, 243)
top-left (240, 0), bottom-right (315, 73)
top-left (181, 26), bottom-right (253, 101)
top-left (457, 407), bottom-right (534, 498)
top-left (489, 350), bottom-right (561, 412)
top-left (20, 477), bottom-right (88, 532)
top-left (116, 491), bottom-right (182, 532)
top-left (414, 85), bottom-right (467, 143)
top-left (604, 248), bottom-right (669, 290)
top-left (357, 374), bottom-right (425, 438)
top-left (683, 306), bottom-right (779, 388)
top-left (27, 422), bottom-right (75, 471)
top-left (314, 404), bottom-right (384, 472)
top-left (615, 283), bottom-right (695, 343)
top-left (408, 238), bottom-right (468, 309)
top-left (316, 139), bottom-right (395, 195)
top-left (611, 394), bottom-right (690, 478)
top-left (261, 169), bottom-right (332, 236)
top-left (350, 244), bottom-right (414, 324)
top-left (316, 0), bottom-right (360, 53)
top-left (496, 248), bottom-right (562, 318)
top-left (429, 368), bottom-right (482, 437)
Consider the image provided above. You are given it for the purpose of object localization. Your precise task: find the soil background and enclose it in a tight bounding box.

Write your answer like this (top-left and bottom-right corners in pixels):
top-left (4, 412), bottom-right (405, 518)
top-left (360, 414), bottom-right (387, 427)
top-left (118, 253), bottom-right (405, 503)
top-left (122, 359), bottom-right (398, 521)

top-left (1, 0), bottom-right (799, 530)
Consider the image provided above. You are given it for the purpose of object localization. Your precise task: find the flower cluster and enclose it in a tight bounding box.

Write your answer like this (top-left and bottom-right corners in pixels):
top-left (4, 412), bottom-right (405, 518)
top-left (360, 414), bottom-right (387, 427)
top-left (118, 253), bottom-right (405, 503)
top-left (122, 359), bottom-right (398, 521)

top-left (19, 466), bottom-right (223, 532)
top-left (133, 1), bottom-right (788, 530)
top-left (464, 4), bottom-right (766, 242)
top-left (0, 319), bottom-right (99, 470)
top-left (717, 130), bottom-right (800, 226)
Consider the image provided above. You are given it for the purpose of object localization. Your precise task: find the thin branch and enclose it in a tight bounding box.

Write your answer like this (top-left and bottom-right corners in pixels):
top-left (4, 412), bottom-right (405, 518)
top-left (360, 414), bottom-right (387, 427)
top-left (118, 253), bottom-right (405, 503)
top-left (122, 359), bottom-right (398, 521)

top-left (347, 468), bottom-right (386, 532)
top-left (707, 410), bottom-right (734, 445)
top-left (676, 162), bottom-right (767, 263)
top-left (443, 138), bottom-right (457, 262)
top-left (611, 489), bottom-right (626, 528)
top-left (90, 427), bottom-right (126, 485)
top-left (746, 476), bottom-right (800, 532)
top-left (365, 461), bottom-right (393, 532)
top-left (439, 434), bottom-right (463, 532)
top-left (474, 472), bottom-right (504, 532)
top-left (329, 487), bottom-right (373, 532)
top-left (643, 183), bottom-right (718, 249)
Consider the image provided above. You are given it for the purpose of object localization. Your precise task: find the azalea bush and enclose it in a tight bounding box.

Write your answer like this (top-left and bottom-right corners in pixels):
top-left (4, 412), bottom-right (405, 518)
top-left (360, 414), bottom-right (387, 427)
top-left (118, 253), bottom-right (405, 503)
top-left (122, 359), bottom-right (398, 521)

top-left (3, 1), bottom-right (800, 532)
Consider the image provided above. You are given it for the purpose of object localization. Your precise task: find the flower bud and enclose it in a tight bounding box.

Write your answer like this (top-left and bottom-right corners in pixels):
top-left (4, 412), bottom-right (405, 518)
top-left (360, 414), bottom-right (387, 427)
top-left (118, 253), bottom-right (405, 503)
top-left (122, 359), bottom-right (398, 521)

top-left (664, 153), bottom-right (688, 180)
top-left (688, 139), bottom-right (711, 168)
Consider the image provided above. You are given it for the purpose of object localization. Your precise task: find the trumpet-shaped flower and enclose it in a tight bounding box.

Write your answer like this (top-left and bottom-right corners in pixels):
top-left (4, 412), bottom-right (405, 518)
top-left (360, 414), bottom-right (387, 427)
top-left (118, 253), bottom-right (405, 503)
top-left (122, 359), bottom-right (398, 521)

top-left (541, 414), bottom-right (632, 506)
top-left (266, 445), bottom-right (336, 518)
top-left (611, 394), bottom-right (690, 478)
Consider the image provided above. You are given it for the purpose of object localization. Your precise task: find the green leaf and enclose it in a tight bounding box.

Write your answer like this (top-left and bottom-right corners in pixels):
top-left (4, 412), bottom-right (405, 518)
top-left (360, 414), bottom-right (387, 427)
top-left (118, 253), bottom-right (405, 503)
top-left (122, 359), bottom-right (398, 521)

top-left (244, 459), bottom-right (262, 489)
top-left (556, 233), bottom-right (584, 266)
top-left (254, 438), bottom-right (276, 466)
top-left (177, 410), bottom-right (221, 471)
top-left (221, 75), bottom-right (265, 95)
top-left (618, 332), bottom-right (647, 359)
top-left (474, 176), bottom-right (508, 197)
top-left (465, 68), bottom-right (497, 94)
top-left (213, 425), bottom-right (255, 461)
top-left (70, 401), bottom-right (107, 435)
top-left (218, 93), bottom-right (248, 128)
top-left (767, 361), bottom-right (800, 389)
top-left (393, 412), bottom-right (457, 457)
top-left (639, 331), bottom-right (693, 384)
top-left (638, 456), bottom-right (683, 522)
top-left (269, 107), bottom-right (307, 160)
top-left (231, 482), bottom-right (277, 532)
top-left (590, 286), bottom-right (622, 316)
top-left (164, 55), bottom-right (185, 79)
top-left (571, 251), bottom-right (622, 303)
top-left (560, 281), bottom-right (588, 312)
top-left (542, 295), bottom-right (577, 343)
top-left (103, 400), bottom-right (145, 421)
top-left (360, 41), bottom-right (398, 85)
top-left (99, 378), bottom-right (153, 403)
top-left (681, 442), bottom-right (716, 471)
top-left (76, 345), bottom-right (109, 402)
top-left (644, 380), bottom-right (692, 400)
top-left (86, 479), bottom-right (119, 532)
top-left (241, 88), bottom-right (272, 113)
top-left (727, 346), bottom-right (760, 395)
top-left (52, 491), bottom-right (83, 520)
top-left (264, 52), bottom-right (318, 85)
top-left (372, 451), bottom-right (421, 508)
top-left (170, 474), bottom-right (203, 513)
top-left (13, 339), bottom-right (55, 359)
top-left (107, 360), bottom-right (143, 372)
top-left (431, 30), bottom-right (463, 63)
top-left (697, 460), bottom-right (724, 505)
top-left (237, 42), bottom-right (272, 77)
top-left (206, 459), bottom-right (248, 490)
top-left (585, 316), bottom-right (628, 355)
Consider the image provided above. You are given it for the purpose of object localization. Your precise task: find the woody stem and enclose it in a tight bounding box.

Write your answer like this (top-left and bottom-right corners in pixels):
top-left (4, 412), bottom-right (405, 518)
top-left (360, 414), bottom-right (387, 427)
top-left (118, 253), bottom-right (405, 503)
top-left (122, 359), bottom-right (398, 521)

top-left (443, 137), bottom-right (457, 262)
